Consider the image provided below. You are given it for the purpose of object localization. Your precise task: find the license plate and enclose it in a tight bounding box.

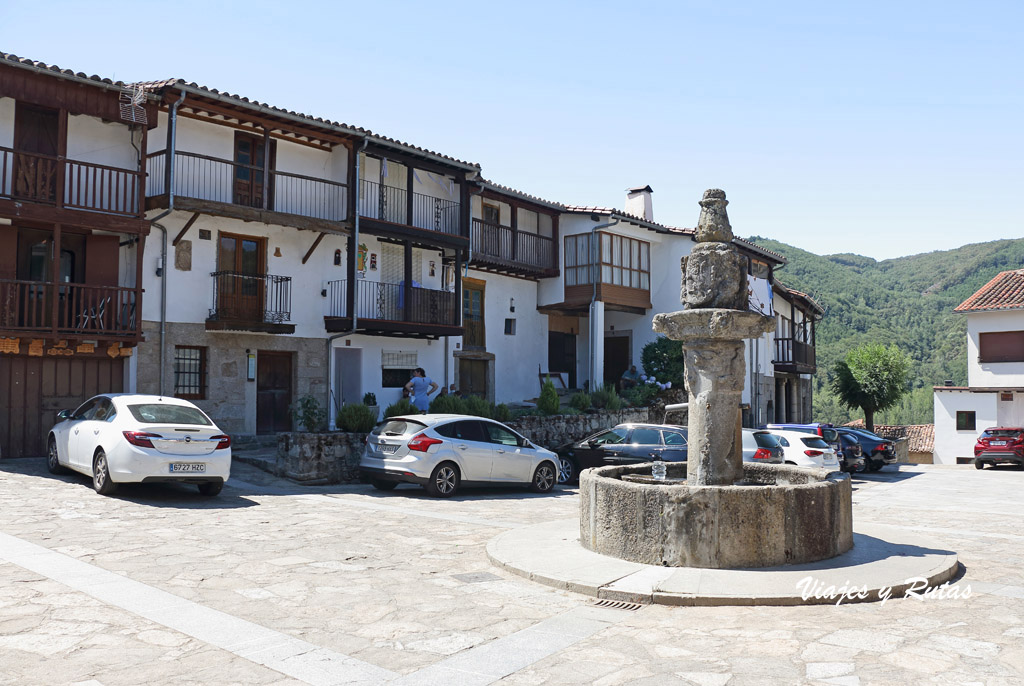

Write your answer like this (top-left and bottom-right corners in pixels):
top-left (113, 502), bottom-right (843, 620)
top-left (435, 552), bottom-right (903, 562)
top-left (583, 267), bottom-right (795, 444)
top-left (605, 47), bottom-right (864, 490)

top-left (170, 463), bottom-right (206, 473)
top-left (379, 444), bottom-right (398, 454)
top-left (992, 440), bottom-right (1007, 446)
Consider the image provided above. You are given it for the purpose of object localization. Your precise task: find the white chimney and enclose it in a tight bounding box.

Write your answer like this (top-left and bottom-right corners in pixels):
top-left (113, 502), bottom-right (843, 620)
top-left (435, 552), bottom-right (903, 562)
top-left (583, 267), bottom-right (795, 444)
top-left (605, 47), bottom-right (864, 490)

top-left (625, 185), bottom-right (654, 221)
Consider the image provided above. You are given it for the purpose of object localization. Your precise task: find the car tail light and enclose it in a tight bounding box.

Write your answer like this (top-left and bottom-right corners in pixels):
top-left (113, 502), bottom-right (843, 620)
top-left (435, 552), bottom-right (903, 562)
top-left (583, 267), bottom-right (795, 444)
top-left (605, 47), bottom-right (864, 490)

top-left (123, 431), bottom-right (160, 448)
top-left (212, 434), bottom-right (231, 450)
top-left (804, 450), bottom-right (823, 457)
top-left (752, 448), bottom-right (772, 460)
top-left (407, 433), bottom-right (443, 453)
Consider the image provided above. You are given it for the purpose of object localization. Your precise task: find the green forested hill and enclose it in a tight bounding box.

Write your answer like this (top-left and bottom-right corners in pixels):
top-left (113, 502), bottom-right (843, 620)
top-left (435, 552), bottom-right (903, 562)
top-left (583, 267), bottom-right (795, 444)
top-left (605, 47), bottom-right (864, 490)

top-left (747, 237), bottom-right (1024, 425)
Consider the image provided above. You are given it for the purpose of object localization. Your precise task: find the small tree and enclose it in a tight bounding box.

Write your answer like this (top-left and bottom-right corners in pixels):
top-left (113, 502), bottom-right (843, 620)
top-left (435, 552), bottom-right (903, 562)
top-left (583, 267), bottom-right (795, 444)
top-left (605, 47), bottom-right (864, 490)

top-left (830, 343), bottom-right (911, 432)
top-left (537, 377), bottom-right (560, 415)
top-left (641, 336), bottom-right (685, 388)
top-left (290, 395), bottom-right (327, 432)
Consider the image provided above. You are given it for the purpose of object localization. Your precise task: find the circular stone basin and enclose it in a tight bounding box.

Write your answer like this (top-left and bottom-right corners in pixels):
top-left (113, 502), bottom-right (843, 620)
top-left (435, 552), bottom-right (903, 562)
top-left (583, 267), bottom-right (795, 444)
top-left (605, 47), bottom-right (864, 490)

top-left (580, 462), bottom-right (853, 569)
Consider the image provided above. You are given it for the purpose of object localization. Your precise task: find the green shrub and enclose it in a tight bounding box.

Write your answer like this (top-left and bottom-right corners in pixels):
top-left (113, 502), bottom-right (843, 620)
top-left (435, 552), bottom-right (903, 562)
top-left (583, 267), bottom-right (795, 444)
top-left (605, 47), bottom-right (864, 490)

top-left (604, 386), bottom-right (622, 411)
top-left (537, 377), bottom-right (560, 415)
top-left (623, 383), bottom-right (659, 408)
top-left (362, 392), bottom-right (377, 406)
top-left (641, 336), bottom-right (685, 388)
top-left (384, 398), bottom-right (418, 418)
top-left (569, 392), bottom-right (591, 411)
top-left (336, 403), bottom-right (377, 433)
top-left (493, 403), bottom-right (511, 423)
top-left (463, 394), bottom-right (493, 419)
top-left (289, 394), bottom-right (327, 432)
top-left (591, 384), bottom-right (621, 411)
top-left (429, 393), bottom-right (466, 414)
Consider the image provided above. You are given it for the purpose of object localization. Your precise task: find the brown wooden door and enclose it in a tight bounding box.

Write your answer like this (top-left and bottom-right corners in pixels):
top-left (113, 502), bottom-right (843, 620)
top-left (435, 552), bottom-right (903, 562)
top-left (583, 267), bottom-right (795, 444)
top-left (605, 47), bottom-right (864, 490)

top-left (548, 331), bottom-right (576, 389)
top-left (604, 336), bottom-right (630, 389)
top-left (256, 351), bottom-right (292, 434)
top-left (217, 233), bottom-right (265, 321)
top-left (463, 282), bottom-right (485, 349)
top-left (0, 356), bottom-right (124, 458)
top-left (459, 358), bottom-right (488, 398)
top-left (13, 104), bottom-right (60, 204)
top-left (233, 133), bottom-right (275, 209)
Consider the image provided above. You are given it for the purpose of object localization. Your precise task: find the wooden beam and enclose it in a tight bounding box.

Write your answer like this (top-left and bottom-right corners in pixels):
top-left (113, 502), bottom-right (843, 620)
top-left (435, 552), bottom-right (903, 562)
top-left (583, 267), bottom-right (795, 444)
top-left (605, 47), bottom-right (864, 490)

top-left (302, 232), bottom-right (327, 265)
top-left (169, 96), bottom-right (356, 146)
top-left (147, 196), bottom-right (352, 237)
top-left (0, 199), bottom-right (150, 234)
top-left (363, 143), bottom-right (469, 177)
top-left (172, 213), bottom-right (201, 247)
top-left (175, 110), bottom-right (334, 151)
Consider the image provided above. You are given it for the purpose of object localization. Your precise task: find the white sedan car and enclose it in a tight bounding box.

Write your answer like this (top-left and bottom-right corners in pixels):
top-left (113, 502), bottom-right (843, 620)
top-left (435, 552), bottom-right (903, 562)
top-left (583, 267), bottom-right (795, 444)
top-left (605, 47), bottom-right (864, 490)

top-left (768, 429), bottom-right (840, 470)
top-left (46, 394), bottom-right (231, 496)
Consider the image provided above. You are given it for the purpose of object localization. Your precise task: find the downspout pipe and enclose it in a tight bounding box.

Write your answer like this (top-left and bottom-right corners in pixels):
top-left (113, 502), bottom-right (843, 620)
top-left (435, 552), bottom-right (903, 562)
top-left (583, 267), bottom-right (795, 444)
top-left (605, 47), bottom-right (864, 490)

top-left (588, 216), bottom-right (619, 391)
top-left (148, 90), bottom-right (187, 396)
top-left (326, 138), bottom-right (369, 427)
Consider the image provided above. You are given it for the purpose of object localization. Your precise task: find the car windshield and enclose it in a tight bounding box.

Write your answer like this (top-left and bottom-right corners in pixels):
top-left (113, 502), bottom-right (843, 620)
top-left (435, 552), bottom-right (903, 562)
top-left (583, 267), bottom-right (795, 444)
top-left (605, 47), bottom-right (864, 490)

top-left (128, 404), bottom-right (212, 426)
top-left (754, 432), bottom-right (782, 448)
top-left (589, 427), bottom-right (628, 445)
top-left (801, 437), bottom-right (830, 449)
top-left (982, 429), bottom-right (1023, 439)
top-left (372, 419), bottom-right (426, 437)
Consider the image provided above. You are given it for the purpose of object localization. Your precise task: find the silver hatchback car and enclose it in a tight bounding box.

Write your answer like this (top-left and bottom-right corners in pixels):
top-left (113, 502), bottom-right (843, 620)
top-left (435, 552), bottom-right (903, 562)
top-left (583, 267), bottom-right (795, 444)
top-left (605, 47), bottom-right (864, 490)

top-left (359, 414), bottom-right (560, 498)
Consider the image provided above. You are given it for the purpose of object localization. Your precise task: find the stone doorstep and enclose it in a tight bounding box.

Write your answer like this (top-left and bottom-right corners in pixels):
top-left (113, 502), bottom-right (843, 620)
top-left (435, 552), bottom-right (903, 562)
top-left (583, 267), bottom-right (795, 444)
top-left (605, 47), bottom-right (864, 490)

top-left (487, 519), bottom-right (960, 607)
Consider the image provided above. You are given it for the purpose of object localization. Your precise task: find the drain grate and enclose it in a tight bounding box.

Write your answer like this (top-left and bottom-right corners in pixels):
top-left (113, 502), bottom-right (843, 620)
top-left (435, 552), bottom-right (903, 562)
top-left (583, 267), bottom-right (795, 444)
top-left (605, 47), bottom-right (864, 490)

top-left (590, 599), bottom-right (644, 612)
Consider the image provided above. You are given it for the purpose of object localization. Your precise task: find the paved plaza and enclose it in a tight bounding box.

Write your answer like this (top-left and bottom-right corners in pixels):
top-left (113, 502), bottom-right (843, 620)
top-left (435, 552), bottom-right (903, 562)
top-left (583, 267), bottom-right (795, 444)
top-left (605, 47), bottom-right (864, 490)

top-left (0, 459), bottom-right (1022, 686)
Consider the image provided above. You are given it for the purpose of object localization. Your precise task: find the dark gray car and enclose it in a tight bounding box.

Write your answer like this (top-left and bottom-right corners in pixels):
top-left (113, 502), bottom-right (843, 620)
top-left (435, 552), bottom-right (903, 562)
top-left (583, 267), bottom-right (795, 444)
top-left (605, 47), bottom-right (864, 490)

top-left (556, 423), bottom-right (688, 484)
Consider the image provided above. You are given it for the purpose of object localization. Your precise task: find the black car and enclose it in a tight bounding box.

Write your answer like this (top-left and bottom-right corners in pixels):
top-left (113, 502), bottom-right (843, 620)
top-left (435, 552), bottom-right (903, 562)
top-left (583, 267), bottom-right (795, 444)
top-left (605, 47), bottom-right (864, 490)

top-left (836, 428), bottom-right (897, 472)
top-left (836, 432), bottom-right (867, 473)
top-left (556, 423), bottom-right (688, 484)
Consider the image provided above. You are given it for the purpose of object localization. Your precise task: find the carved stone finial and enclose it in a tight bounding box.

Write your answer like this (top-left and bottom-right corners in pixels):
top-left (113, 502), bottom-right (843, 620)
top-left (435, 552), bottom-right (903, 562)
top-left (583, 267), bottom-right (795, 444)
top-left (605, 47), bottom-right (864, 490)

top-left (696, 188), bottom-right (733, 243)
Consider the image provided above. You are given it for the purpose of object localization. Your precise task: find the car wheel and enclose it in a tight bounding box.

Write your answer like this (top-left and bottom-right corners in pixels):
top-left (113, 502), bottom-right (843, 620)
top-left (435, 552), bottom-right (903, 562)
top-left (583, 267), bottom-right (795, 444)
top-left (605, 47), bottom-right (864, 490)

top-left (197, 481), bottom-right (223, 496)
top-left (92, 449), bottom-right (118, 495)
top-left (371, 479), bottom-right (398, 491)
top-left (975, 460), bottom-right (985, 470)
top-left (47, 437), bottom-right (67, 475)
top-left (866, 458), bottom-right (881, 472)
top-left (426, 462), bottom-right (459, 498)
top-left (557, 456), bottom-right (577, 484)
top-left (530, 462), bottom-right (556, 493)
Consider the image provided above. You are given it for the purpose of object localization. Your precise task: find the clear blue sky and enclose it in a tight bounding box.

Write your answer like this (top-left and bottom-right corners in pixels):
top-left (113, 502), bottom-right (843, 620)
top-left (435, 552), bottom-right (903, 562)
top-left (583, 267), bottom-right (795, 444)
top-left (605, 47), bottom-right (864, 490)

top-left (3, 1), bottom-right (1020, 260)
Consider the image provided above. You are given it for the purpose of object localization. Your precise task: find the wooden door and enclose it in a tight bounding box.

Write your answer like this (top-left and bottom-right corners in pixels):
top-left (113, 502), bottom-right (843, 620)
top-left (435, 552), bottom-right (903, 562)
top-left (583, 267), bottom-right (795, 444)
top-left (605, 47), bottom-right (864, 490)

top-left (217, 233), bottom-right (265, 321)
top-left (462, 282), bottom-right (485, 349)
top-left (604, 336), bottom-right (630, 389)
top-left (256, 351), bottom-right (292, 434)
top-left (459, 358), bottom-right (488, 398)
top-left (548, 331), bottom-right (576, 389)
top-left (233, 133), bottom-right (275, 209)
top-left (0, 356), bottom-right (124, 458)
top-left (13, 104), bottom-right (60, 204)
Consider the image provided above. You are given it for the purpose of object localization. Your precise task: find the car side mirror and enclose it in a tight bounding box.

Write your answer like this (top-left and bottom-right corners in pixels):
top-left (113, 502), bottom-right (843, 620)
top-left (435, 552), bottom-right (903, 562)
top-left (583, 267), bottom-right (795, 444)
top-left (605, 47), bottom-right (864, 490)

top-left (56, 410), bottom-right (71, 421)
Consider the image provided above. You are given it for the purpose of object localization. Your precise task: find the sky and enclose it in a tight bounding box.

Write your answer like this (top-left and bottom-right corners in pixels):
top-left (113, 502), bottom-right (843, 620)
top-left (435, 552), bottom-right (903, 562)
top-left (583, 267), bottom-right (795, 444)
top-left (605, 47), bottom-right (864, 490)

top-left (2, 1), bottom-right (1021, 260)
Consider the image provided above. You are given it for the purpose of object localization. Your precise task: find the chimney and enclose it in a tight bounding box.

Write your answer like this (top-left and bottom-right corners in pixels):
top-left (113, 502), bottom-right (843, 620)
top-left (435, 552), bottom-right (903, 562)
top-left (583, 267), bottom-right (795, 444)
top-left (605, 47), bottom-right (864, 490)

top-left (625, 185), bottom-right (654, 221)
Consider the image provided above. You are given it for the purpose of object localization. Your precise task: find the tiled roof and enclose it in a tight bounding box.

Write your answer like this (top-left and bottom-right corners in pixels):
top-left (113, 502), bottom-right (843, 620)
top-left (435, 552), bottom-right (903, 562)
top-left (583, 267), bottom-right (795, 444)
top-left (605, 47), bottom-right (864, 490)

top-left (954, 269), bottom-right (1024, 312)
top-left (843, 421), bottom-right (935, 453)
top-left (775, 280), bottom-right (824, 314)
top-left (480, 180), bottom-right (565, 211)
top-left (2, 50), bottom-right (131, 89)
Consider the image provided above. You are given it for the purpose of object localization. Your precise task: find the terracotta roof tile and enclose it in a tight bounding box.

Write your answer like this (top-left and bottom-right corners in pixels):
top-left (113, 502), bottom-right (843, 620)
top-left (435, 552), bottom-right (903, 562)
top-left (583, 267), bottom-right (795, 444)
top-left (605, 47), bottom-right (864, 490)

top-left (480, 180), bottom-right (565, 210)
top-left (774, 279), bottom-right (824, 314)
top-left (842, 422), bottom-right (934, 453)
top-left (2, 50), bottom-right (131, 88)
top-left (954, 269), bottom-right (1024, 312)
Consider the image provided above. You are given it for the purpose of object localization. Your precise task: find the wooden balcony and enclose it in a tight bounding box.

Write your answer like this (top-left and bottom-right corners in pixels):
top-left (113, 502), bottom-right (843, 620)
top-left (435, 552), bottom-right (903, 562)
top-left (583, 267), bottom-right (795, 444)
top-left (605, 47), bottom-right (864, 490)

top-left (206, 271), bottom-right (295, 334)
top-left (470, 219), bottom-right (557, 277)
top-left (324, 279), bottom-right (461, 338)
top-left (0, 279), bottom-right (140, 341)
top-left (358, 179), bottom-right (465, 245)
top-left (146, 150), bottom-right (349, 232)
top-left (0, 146), bottom-right (143, 219)
top-left (774, 337), bottom-right (816, 374)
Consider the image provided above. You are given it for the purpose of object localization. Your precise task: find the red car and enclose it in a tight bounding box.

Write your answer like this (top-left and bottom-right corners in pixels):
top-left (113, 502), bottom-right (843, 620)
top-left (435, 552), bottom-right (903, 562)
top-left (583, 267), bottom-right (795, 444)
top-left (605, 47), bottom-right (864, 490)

top-left (973, 427), bottom-right (1024, 469)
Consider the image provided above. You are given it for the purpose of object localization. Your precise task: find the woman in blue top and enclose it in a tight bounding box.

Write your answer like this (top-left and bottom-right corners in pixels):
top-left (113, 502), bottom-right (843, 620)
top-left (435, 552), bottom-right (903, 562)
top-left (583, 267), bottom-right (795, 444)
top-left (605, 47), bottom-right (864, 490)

top-left (405, 368), bottom-right (438, 412)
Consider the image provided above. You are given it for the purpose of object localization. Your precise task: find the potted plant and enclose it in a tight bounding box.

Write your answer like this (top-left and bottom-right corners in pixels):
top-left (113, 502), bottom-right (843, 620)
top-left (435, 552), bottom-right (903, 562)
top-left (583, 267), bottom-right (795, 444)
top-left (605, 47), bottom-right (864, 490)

top-left (362, 392), bottom-right (379, 421)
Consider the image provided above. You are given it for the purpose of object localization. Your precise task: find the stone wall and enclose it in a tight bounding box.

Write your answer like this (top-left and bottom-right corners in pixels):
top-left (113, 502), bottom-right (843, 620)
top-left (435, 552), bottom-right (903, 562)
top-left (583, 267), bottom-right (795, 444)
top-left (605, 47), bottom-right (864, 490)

top-left (270, 407), bottom-right (659, 485)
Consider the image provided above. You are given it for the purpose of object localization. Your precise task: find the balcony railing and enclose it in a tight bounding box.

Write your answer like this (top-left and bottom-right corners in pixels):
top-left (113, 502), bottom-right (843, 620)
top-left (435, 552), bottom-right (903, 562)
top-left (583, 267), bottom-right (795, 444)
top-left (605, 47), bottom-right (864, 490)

top-left (0, 279), bottom-right (139, 338)
top-left (471, 219), bottom-right (555, 271)
top-left (327, 279), bottom-right (456, 326)
top-left (208, 271), bottom-right (292, 324)
top-left (774, 337), bottom-right (816, 370)
top-left (0, 147), bottom-right (143, 217)
top-left (147, 150), bottom-right (348, 222)
top-left (359, 179), bottom-right (461, 236)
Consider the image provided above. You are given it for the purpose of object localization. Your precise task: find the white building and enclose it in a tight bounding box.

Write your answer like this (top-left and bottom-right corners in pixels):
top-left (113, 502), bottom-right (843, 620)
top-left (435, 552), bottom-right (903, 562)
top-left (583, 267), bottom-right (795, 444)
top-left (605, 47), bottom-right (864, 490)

top-left (934, 269), bottom-right (1024, 464)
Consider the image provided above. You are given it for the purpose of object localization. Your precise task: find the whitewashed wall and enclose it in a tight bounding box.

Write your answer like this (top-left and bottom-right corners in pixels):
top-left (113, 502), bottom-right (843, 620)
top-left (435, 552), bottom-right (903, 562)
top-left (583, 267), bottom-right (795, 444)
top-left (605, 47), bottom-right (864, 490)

top-left (66, 114), bottom-right (138, 170)
top-left (933, 389), bottom-right (997, 464)
top-left (967, 310), bottom-right (1024, 387)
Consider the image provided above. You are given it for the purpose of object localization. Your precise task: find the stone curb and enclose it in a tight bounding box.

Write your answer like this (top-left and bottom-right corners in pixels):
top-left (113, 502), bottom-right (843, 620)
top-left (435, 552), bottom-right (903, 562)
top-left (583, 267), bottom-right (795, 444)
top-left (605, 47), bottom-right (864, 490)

top-left (487, 518), bottom-right (960, 607)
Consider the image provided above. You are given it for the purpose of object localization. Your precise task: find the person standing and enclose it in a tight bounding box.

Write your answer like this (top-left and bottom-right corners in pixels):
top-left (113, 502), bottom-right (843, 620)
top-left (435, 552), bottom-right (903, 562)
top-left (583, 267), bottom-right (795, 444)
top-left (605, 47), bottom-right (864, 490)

top-left (405, 368), bottom-right (438, 413)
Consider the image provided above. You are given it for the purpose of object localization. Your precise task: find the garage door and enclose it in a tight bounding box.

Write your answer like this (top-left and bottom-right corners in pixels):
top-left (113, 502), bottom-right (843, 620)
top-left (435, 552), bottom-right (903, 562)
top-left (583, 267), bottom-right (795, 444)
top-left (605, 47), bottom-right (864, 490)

top-left (0, 356), bottom-right (125, 458)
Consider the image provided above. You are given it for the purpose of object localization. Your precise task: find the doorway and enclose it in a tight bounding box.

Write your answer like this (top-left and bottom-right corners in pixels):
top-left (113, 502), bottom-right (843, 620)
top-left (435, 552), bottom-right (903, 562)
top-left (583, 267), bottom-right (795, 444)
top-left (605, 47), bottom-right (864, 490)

top-left (217, 233), bottom-right (265, 321)
top-left (256, 351), bottom-right (292, 434)
top-left (233, 132), bottom-right (275, 209)
top-left (14, 103), bottom-right (60, 204)
top-left (333, 348), bottom-right (363, 415)
top-left (548, 331), bottom-right (576, 389)
top-left (604, 335), bottom-right (630, 389)
top-left (459, 358), bottom-right (488, 398)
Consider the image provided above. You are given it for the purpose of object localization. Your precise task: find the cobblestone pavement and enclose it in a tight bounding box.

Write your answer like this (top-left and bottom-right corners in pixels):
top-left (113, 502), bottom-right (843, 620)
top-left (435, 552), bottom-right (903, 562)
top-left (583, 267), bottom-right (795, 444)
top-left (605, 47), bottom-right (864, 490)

top-left (0, 459), bottom-right (1022, 686)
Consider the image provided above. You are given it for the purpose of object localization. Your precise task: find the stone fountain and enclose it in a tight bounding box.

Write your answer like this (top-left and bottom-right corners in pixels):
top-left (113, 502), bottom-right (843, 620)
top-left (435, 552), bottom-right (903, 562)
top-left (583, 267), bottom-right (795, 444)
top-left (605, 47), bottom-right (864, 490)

top-left (578, 190), bottom-right (854, 569)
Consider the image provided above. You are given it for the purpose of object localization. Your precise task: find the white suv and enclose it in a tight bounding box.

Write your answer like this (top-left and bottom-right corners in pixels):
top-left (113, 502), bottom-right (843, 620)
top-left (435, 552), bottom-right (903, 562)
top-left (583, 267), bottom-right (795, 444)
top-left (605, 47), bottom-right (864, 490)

top-left (767, 429), bottom-right (840, 469)
top-left (359, 414), bottom-right (560, 498)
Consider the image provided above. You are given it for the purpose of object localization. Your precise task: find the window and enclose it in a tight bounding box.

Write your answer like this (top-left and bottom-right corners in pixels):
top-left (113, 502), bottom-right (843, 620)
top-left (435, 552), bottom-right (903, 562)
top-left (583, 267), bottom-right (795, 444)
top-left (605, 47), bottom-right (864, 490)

top-left (129, 404), bottom-right (212, 426)
top-left (482, 203), bottom-right (501, 225)
top-left (590, 427), bottom-right (628, 445)
top-left (463, 281), bottom-right (485, 349)
top-left (174, 346), bottom-right (206, 400)
top-left (564, 232), bottom-right (650, 290)
top-left (979, 331), bottom-right (1024, 363)
top-left (504, 318), bottom-right (516, 335)
top-left (663, 431), bottom-right (687, 446)
top-left (631, 428), bottom-right (661, 445)
top-left (483, 422), bottom-right (521, 446)
top-left (1001, 392), bottom-right (1014, 402)
top-left (381, 350), bottom-right (417, 388)
top-left (956, 411), bottom-right (976, 431)
top-left (435, 420), bottom-right (486, 442)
